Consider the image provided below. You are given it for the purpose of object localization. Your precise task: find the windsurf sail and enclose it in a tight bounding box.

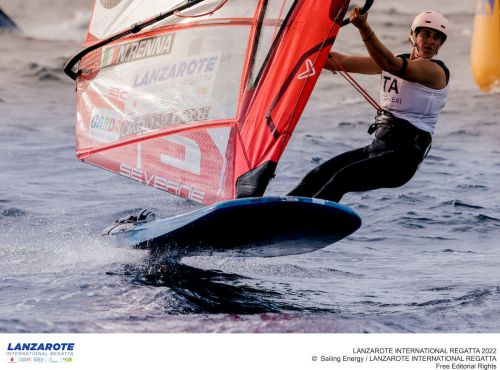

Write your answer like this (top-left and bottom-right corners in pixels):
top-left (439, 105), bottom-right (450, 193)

top-left (67, 0), bottom-right (366, 205)
top-left (0, 8), bottom-right (20, 31)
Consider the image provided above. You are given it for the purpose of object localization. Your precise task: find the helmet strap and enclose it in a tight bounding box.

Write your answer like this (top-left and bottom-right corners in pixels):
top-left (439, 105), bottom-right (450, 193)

top-left (409, 30), bottom-right (437, 59)
top-left (409, 31), bottom-right (418, 50)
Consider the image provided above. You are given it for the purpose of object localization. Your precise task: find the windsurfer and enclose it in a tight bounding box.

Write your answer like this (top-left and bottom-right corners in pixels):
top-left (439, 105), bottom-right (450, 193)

top-left (288, 8), bottom-right (450, 202)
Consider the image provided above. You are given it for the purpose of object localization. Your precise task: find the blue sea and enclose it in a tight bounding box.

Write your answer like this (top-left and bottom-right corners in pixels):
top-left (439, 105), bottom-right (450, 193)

top-left (1, 0), bottom-right (499, 334)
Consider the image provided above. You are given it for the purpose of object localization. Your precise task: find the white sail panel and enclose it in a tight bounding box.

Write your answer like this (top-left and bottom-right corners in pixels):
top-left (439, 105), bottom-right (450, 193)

top-left (88, 0), bottom-right (261, 42)
top-left (89, 0), bottom-right (183, 41)
top-left (79, 25), bottom-right (250, 153)
top-left (156, 0), bottom-right (259, 28)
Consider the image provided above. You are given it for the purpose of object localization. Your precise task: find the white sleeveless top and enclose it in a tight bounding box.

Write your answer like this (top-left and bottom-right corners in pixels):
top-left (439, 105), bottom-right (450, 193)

top-left (379, 56), bottom-right (449, 134)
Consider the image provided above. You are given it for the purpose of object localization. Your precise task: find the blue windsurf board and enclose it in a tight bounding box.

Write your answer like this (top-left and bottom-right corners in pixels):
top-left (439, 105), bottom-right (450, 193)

top-left (103, 196), bottom-right (361, 258)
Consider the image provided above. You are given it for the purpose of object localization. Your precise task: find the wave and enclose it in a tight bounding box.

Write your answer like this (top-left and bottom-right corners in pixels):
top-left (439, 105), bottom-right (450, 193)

top-left (127, 260), bottom-right (307, 315)
top-left (440, 200), bottom-right (484, 210)
top-left (23, 62), bottom-right (63, 82)
top-left (0, 207), bottom-right (26, 218)
top-left (24, 10), bottom-right (89, 42)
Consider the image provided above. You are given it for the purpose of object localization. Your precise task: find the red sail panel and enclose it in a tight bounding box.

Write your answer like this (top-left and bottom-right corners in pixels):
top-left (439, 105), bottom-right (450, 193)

top-left (234, 0), bottom-right (349, 195)
top-left (82, 127), bottom-right (236, 204)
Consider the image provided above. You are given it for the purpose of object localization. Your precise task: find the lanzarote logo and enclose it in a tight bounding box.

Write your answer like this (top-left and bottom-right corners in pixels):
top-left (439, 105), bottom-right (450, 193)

top-left (99, 0), bottom-right (123, 9)
top-left (6, 342), bottom-right (75, 364)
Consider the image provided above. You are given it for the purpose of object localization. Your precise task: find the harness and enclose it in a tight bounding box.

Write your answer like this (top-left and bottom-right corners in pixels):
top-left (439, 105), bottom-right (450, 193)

top-left (368, 110), bottom-right (432, 160)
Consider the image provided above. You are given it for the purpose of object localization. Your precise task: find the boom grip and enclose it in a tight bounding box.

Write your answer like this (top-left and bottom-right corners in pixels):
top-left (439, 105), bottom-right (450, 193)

top-left (340, 0), bottom-right (374, 27)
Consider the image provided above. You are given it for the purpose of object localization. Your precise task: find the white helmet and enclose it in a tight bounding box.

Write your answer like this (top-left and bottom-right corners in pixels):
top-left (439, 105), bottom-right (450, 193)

top-left (411, 11), bottom-right (449, 43)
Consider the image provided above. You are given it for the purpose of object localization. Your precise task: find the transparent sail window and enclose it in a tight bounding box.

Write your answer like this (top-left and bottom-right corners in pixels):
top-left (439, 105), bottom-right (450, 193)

top-left (249, 0), bottom-right (296, 88)
top-left (80, 25), bottom-right (250, 148)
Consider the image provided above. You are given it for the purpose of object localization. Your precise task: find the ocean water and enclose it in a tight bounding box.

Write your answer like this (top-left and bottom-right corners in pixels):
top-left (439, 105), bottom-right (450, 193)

top-left (1, 1), bottom-right (499, 333)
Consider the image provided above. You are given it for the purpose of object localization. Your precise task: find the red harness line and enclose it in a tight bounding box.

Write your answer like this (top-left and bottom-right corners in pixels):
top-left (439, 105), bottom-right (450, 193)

top-left (329, 55), bottom-right (382, 112)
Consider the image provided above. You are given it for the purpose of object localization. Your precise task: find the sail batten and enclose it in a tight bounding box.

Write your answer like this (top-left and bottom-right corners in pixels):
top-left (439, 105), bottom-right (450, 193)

top-left (77, 119), bottom-right (238, 159)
